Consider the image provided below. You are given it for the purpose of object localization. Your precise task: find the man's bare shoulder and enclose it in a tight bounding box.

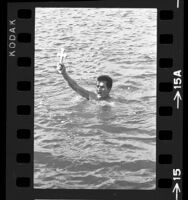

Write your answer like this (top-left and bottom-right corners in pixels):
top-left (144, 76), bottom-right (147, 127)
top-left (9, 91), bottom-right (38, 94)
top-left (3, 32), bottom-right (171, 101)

top-left (88, 91), bottom-right (97, 100)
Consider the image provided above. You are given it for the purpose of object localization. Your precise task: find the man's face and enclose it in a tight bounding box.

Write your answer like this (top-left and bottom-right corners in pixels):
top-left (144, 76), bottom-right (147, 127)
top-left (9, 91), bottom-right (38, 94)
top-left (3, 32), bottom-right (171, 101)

top-left (96, 81), bottom-right (110, 99)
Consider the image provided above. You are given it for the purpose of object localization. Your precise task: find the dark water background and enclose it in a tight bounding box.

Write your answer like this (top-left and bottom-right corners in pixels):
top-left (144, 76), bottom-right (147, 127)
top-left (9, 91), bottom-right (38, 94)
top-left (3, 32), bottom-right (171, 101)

top-left (34, 8), bottom-right (157, 189)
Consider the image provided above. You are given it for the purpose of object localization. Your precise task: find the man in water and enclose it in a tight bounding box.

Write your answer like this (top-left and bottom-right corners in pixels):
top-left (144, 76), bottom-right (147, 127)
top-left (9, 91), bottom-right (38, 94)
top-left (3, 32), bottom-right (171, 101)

top-left (57, 62), bottom-right (113, 101)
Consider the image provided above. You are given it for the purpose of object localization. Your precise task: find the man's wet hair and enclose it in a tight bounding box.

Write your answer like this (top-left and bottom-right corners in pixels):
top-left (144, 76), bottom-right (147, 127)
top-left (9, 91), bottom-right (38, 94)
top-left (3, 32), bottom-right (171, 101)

top-left (97, 75), bottom-right (113, 90)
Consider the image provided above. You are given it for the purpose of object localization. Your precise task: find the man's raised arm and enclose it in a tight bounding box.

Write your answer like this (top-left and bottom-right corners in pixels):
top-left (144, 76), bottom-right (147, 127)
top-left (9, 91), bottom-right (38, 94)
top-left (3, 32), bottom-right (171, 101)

top-left (57, 63), bottom-right (91, 100)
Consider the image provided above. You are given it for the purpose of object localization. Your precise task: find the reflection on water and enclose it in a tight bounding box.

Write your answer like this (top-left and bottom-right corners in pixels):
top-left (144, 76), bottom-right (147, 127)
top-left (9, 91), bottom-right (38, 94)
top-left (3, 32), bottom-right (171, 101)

top-left (34, 8), bottom-right (157, 189)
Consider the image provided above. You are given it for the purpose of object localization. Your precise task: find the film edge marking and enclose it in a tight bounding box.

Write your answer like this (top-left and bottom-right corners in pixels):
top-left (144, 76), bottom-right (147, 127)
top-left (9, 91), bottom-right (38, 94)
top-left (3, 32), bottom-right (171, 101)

top-left (172, 169), bottom-right (182, 200)
top-left (8, 19), bottom-right (16, 57)
top-left (177, 0), bottom-right (179, 8)
top-left (173, 70), bottom-right (182, 109)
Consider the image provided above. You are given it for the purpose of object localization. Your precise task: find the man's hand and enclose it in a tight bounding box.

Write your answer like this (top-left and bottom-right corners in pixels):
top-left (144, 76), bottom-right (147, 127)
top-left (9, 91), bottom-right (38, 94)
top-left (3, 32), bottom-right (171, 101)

top-left (57, 48), bottom-right (67, 74)
top-left (57, 63), bottom-right (66, 74)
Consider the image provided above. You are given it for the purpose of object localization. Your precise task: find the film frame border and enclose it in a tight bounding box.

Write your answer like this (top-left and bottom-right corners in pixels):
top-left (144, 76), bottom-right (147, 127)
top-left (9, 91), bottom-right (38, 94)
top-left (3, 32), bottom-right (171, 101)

top-left (6, 0), bottom-right (184, 200)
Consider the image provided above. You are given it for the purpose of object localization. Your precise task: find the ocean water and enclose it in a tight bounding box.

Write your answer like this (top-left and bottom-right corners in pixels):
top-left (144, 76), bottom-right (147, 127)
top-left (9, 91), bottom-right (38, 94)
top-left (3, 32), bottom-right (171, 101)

top-left (34, 8), bottom-right (157, 189)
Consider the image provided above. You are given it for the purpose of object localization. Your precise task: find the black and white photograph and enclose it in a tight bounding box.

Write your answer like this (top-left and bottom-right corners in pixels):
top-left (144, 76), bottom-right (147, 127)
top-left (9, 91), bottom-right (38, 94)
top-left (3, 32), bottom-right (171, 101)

top-left (34, 7), bottom-right (157, 189)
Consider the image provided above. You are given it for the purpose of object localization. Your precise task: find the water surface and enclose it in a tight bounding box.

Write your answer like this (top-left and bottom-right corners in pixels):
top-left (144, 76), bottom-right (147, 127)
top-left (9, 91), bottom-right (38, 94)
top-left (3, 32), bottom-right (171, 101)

top-left (34, 8), bottom-right (157, 189)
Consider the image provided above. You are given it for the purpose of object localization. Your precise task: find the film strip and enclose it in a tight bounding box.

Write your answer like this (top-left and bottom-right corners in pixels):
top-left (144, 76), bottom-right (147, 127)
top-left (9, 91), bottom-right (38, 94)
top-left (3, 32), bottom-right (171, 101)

top-left (6, 0), bottom-right (184, 200)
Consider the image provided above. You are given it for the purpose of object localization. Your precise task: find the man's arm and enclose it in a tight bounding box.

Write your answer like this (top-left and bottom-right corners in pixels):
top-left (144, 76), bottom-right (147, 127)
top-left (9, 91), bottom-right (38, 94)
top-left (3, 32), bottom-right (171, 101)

top-left (62, 69), bottom-right (90, 99)
top-left (57, 63), bottom-right (93, 100)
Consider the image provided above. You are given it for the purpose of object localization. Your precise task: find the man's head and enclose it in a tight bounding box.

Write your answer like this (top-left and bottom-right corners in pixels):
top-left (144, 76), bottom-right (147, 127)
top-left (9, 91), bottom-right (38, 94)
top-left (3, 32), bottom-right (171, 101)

top-left (96, 75), bottom-right (113, 100)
